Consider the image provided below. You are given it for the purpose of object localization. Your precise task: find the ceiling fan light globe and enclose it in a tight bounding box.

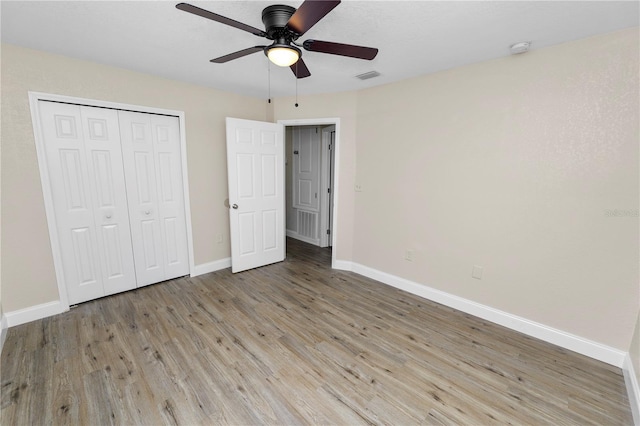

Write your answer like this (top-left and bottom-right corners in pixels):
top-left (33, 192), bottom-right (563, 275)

top-left (267, 47), bottom-right (300, 67)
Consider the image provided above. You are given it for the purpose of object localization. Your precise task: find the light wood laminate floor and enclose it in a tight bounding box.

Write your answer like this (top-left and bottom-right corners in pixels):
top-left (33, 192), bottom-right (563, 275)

top-left (1, 238), bottom-right (633, 425)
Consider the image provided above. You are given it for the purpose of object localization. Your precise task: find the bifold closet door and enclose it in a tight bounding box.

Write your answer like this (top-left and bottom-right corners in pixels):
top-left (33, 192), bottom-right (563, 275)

top-left (38, 102), bottom-right (137, 304)
top-left (118, 111), bottom-right (190, 286)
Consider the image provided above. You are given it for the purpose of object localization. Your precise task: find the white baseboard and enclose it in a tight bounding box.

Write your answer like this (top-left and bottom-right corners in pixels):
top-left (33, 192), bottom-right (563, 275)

top-left (5, 300), bottom-right (68, 328)
top-left (624, 353), bottom-right (640, 425)
top-left (332, 260), bottom-right (353, 271)
top-left (345, 262), bottom-right (626, 367)
top-left (191, 258), bottom-right (231, 277)
top-left (286, 230), bottom-right (320, 246)
top-left (0, 314), bottom-right (8, 354)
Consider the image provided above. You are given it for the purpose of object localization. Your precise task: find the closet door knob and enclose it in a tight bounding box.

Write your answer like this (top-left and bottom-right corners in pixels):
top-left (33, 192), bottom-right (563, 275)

top-left (106, 214), bottom-right (112, 219)
top-left (232, 204), bottom-right (238, 209)
top-left (145, 210), bottom-right (151, 215)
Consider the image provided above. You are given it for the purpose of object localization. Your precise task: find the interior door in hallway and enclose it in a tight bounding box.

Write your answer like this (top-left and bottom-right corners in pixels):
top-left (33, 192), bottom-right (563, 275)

top-left (292, 126), bottom-right (321, 212)
top-left (226, 117), bottom-right (285, 273)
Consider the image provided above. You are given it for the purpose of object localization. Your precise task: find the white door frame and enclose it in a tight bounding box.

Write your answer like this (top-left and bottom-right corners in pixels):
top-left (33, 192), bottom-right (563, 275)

top-left (28, 91), bottom-right (195, 310)
top-left (278, 118), bottom-right (340, 268)
top-left (320, 125), bottom-right (336, 248)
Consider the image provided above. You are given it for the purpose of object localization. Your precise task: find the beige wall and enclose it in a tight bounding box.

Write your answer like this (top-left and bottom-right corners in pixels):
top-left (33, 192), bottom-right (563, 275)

top-left (1, 44), bottom-right (267, 312)
top-left (354, 28), bottom-right (639, 350)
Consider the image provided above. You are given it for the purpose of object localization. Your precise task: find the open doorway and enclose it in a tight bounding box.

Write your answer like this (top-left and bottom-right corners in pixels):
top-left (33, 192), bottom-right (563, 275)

top-left (285, 125), bottom-right (335, 247)
top-left (278, 118), bottom-right (341, 267)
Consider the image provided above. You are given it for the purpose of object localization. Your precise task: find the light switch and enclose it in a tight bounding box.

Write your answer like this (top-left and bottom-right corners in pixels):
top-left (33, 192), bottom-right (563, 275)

top-left (472, 265), bottom-right (483, 280)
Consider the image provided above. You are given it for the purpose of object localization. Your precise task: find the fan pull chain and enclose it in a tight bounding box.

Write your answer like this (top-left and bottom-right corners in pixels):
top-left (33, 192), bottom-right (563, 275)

top-left (267, 60), bottom-right (271, 104)
top-left (295, 62), bottom-right (299, 108)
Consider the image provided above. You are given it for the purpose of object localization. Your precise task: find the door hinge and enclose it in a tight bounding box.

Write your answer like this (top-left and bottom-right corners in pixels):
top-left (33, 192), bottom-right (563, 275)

top-left (326, 229), bottom-right (331, 235)
top-left (293, 150), bottom-right (299, 155)
top-left (327, 188), bottom-right (330, 194)
top-left (316, 127), bottom-right (318, 133)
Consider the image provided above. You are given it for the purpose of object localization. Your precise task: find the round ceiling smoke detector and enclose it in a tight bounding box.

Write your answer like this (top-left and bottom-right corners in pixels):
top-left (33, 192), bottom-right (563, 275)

top-left (510, 41), bottom-right (531, 54)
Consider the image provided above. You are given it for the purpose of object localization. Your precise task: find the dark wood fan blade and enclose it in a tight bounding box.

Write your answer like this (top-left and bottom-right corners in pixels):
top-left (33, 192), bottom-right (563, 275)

top-left (290, 58), bottom-right (311, 78)
top-left (286, 0), bottom-right (340, 36)
top-left (302, 39), bottom-right (378, 60)
top-left (210, 46), bottom-right (266, 63)
top-left (176, 3), bottom-right (266, 37)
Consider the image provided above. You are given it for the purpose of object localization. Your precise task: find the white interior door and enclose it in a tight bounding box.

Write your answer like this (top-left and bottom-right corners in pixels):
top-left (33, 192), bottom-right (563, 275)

top-left (38, 102), bottom-right (136, 304)
top-left (292, 127), bottom-right (321, 211)
top-left (119, 111), bottom-right (189, 286)
top-left (226, 117), bottom-right (285, 273)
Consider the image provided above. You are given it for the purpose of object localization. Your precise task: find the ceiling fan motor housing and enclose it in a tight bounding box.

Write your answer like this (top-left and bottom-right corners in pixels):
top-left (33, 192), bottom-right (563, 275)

top-left (262, 5), bottom-right (297, 40)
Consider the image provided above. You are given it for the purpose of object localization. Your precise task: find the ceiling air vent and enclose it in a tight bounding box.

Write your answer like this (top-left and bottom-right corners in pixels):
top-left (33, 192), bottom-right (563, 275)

top-left (355, 71), bottom-right (381, 80)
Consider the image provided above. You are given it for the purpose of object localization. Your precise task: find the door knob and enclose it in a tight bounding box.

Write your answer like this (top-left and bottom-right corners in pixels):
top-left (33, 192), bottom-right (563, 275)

top-left (232, 204), bottom-right (238, 209)
top-left (145, 210), bottom-right (151, 215)
top-left (106, 214), bottom-right (112, 219)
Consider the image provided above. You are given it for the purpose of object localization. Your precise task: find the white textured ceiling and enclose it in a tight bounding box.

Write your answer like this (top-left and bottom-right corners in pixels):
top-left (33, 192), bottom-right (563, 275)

top-left (2, 1), bottom-right (638, 99)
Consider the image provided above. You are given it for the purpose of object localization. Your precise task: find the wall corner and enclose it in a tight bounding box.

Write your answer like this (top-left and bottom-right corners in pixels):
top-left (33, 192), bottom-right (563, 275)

top-left (0, 312), bottom-right (7, 355)
top-left (624, 352), bottom-right (640, 425)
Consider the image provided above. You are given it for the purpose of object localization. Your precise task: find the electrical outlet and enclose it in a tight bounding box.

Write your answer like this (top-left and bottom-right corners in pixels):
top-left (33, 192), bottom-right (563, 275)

top-left (472, 265), bottom-right (483, 280)
top-left (405, 250), bottom-right (414, 262)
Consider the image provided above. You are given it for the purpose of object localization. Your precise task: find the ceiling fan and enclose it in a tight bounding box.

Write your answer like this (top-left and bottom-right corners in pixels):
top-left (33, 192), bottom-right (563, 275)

top-left (176, 1), bottom-right (378, 79)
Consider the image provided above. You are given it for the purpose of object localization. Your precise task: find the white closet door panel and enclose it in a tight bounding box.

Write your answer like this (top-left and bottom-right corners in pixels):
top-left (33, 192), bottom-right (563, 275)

top-left (119, 111), bottom-right (165, 286)
top-left (163, 217), bottom-right (180, 264)
top-left (70, 227), bottom-right (98, 283)
top-left (36, 99), bottom-right (191, 305)
top-left (141, 219), bottom-right (160, 268)
top-left (150, 115), bottom-right (189, 279)
top-left (38, 102), bottom-right (104, 304)
top-left (80, 106), bottom-right (137, 296)
top-left (119, 111), bottom-right (189, 286)
top-left (101, 224), bottom-right (127, 277)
